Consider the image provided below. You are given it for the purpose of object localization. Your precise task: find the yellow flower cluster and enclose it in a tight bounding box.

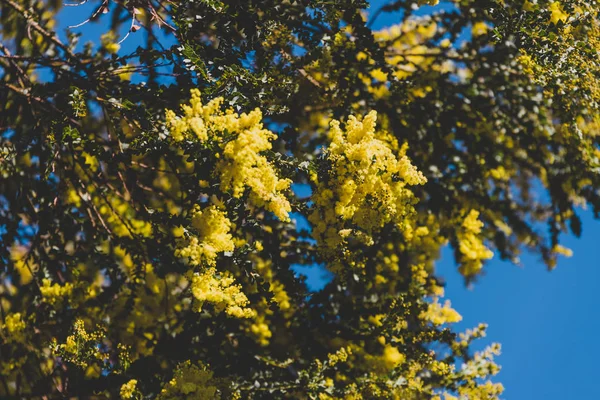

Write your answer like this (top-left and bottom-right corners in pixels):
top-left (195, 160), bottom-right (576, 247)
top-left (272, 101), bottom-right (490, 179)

top-left (175, 205), bottom-right (235, 267)
top-left (52, 319), bottom-right (106, 369)
top-left (248, 313), bottom-right (272, 347)
top-left (352, 18), bottom-right (444, 100)
top-left (381, 344), bottom-right (405, 370)
top-left (552, 244), bottom-right (573, 258)
top-left (120, 379), bottom-right (138, 399)
top-left (374, 19), bottom-right (440, 81)
top-left (217, 110), bottom-right (292, 221)
top-left (2, 313), bottom-right (25, 343)
top-left (101, 32), bottom-right (121, 54)
top-left (309, 111), bottom-right (426, 257)
top-left (549, 1), bottom-right (568, 25)
top-left (450, 344), bottom-right (503, 398)
top-left (40, 278), bottom-right (74, 305)
top-left (158, 361), bottom-right (220, 400)
top-left (457, 210), bottom-right (494, 277)
top-left (347, 340), bottom-right (406, 375)
top-left (191, 268), bottom-right (255, 318)
top-left (420, 299), bottom-right (462, 325)
top-left (165, 89), bottom-right (292, 221)
top-left (327, 346), bottom-right (352, 366)
top-left (472, 21), bottom-right (489, 37)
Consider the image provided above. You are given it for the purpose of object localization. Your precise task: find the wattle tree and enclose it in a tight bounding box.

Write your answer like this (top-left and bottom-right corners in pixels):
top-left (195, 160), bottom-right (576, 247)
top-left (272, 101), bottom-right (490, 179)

top-left (1, 0), bottom-right (598, 398)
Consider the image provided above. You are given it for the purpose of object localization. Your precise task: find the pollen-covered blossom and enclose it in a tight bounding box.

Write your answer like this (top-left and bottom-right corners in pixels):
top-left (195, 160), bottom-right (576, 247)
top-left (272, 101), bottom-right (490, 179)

top-left (249, 313), bottom-right (272, 347)
top-left (120, 379), bottom-right (138, 399)
top-left (191, 268), bottom-right (255, 318)
top-left (420, 299), bottom-right (463, 325)
top-left (309, 111), bottom-right (427, 257)
top-left (2, 313), bottom-right (26, 343)
top-left (216, 109), bottom-right (292, 221)
top-left (51, 319), bottom-right (107, 369)
top-left (549, 1), bottom-right (568, 25)
top-left (457, 210), bottom-right (494, 277)
top-left (452, 344), bottom-right (503, 398)
top-left (381, 344), bottom-right (405, 370)
top-left (165, 89), bottom-right (292, 221)
top-left (327, 346), bottom-right (352, 366)
top-left (39, 278), bottom-right (74, 305)
top-left (552, 244), bottom-right (573, 258)
top-left (175, 205), bottom-right (235, 267)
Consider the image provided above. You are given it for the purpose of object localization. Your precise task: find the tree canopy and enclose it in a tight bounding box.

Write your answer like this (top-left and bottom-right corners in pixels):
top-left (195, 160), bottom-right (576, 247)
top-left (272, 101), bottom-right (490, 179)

top-left (1, 0), bottom-right (599, 398)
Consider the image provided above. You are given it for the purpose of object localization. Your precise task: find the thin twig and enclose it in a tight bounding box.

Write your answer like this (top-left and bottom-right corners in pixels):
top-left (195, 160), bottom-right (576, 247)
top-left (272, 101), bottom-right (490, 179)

top-left (117, 13), bottom-right (137, 45)
top-left (64, 0), bottom-right (88, 6)
top-left (68, 0), bottom-right (108, 29)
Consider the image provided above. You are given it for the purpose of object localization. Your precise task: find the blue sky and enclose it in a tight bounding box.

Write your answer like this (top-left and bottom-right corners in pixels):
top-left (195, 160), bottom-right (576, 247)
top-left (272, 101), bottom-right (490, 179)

top-left (54, 2), bottom-right (600, 398)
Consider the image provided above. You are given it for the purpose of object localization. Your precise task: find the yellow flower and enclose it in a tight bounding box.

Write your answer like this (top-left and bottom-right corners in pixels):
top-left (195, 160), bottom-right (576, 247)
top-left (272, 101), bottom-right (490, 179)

top-left (120, 379), bottom-right (138, 399)
top-left (175, 205), bottom-right (235, 267)
top-left (382, 345), bottom-right (405, 370)
top-left (549, 2), bottom-right (568, 25)
top-left (309, 111), bottom-right (426, 260)
top-left (40, 278), bottom-right (73, 305)
top-left (552, 244), bottom-right (573, 258)
top-left (101, 32), bottom-right (121, 54)
top-left (2, 313), bottom-right (26, 343)
top-left (249, 313), bottom-right (272, 346)
top-left (457, 210), bottom-right (493, 277)
top-left (472, 21), bottom-right (489, 36)
top-left (328, 346), bottom-right (352, 366)
top-left (370, 68), bottom-right (388, 81)
top-left (421, 299), bottom-right (463, 325)
top-left (164, 90), bottom-right (292, 221)
top-left (191, 268), bottom-right (255, 318)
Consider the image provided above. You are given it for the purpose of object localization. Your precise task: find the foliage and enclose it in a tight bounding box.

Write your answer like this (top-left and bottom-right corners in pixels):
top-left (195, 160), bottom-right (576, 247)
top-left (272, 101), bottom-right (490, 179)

top-left (1, 0), bottom-right (599, 398)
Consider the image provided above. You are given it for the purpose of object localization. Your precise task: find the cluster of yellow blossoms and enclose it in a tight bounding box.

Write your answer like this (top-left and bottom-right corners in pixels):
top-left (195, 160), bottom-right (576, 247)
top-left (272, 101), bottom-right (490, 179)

top-left (374, 18), bottom-right (440, 83)
top-left (1, 313), bottom-right (25, 343)
top-left (165, 89), bottom-right (292, 221)
top-left (158, 361), bottom-right (224, 400)
top-left (327, 346), bottom-right (352, 366)
top-left (175, 205), bottom-right (235, 267)
top-left (217, 109), bottom-right (292, 222)
top-left (51, 319), bottom-right (107, 369)
top-left (457, 210), bottom-right (494, 277)
top-left (39, 278), bottom-right (73, 305)
top-left (120, 379), bottom-right (138, 399)
top-left (191, 268), bottom-right (255, 318)
top-left (309, 111), bottom-right (426, 257)
top-left (164, 90), bottom-right (298, 322)
top-left (420, 299), bottom-right (463, 326)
